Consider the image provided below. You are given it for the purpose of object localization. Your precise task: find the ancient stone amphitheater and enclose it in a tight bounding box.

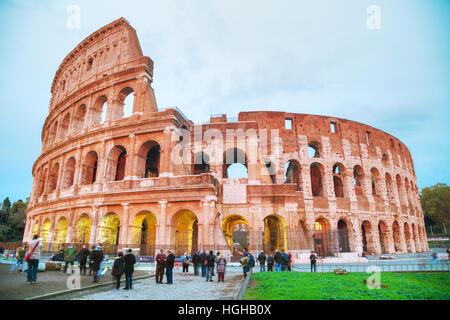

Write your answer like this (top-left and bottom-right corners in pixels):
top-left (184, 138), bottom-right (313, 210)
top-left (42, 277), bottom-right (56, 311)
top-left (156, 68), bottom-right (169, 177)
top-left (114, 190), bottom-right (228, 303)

top-left (24, 18), bottom-right (428, 261)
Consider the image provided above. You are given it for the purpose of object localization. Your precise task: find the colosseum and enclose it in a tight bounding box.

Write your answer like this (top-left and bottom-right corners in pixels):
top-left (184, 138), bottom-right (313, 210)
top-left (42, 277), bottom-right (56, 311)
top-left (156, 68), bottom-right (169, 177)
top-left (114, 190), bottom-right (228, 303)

top-left (24, 18), bottom-right (428, 262)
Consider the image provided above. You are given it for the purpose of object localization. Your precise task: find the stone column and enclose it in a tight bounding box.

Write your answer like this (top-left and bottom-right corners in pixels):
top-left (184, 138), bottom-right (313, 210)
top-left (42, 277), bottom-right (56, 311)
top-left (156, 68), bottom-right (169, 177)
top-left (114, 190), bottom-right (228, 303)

top-left (119, 203), bottom-right (130, 246)
top-left (48, 215), bottom-right (56, 244)
top-left (89, 205), bottom-right (99, 245)
top-left (160, 127), bottom-right (174, 176)
top-left (157, 201), bottom-right (168, 247)
top-left (66, 210), bottom-right (74, 243)
top-left (125, 134), bottom-right (136, 179)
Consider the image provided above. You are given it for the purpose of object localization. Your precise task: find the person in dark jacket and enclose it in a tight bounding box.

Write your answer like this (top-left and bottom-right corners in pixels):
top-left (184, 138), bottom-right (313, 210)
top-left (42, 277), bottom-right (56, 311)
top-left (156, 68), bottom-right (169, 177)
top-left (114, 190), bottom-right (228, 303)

top-left (124, 249), bottom-right (136, 289)
top-left (274, 249), bottom-right (282, 272)
top-left (267, 254), bottom-right (274, 271)
top-left (281, 250), bottom-right (289, 271)
top-left (205, 250), bottom-right (215, 282)
top-left (77, 245), bottom-right (90, 275)
top-left (155, 248), bottom-right (166, 284)
top-left (257, 252), bottom-right (267, 272)
top-left (200, 250), bottom-right (207, 277)
top-left (88, 245), bottom-right (96, 276)
top-left (90, 246), bottom-right (104, 283)
top-left (248, 253), bottom-right (255, 273)
top-left (165, 250), bottom-right (175, 284)
top-left (111, 252), bottom-right (124, 291)
top-left (309, 251), bottom-right (317, 272)
top-left (192, 251), bottom-right (200, 276)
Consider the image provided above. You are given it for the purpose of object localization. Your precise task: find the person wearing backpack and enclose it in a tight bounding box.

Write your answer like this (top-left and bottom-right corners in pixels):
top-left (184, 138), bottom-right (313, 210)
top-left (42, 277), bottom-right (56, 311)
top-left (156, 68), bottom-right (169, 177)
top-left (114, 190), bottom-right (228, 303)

top-left (90, 245), bottom-right (104, 283)
top-left (63, 245), bottom-right (77, 274)
top-left (274, 249), bottom-right (282, 272)
top-left (205, 250), bottom-right (215, 282)
top-left (77, 245), bottom-right (90, 275)
top-left (180, 252), bottom-right (190, 276)
top-left (216, 253), bottom-right (227, 282)
top-left (124, 248), bottom-right (136, 290)
top-left (257, 251), bottom-right (267, 272)
top-left (111, 252), bottom-right (125, 291)
top-left (248, 253), bottom-right (255, 274)
top-left (26, 234), bottom-right (43, 284)
top-left (267, 254), bottom-right (274, 271)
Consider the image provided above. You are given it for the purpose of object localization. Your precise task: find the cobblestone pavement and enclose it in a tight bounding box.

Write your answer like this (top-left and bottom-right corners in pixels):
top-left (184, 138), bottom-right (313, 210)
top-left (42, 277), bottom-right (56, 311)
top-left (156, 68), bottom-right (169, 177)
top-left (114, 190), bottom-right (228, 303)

top-left (57, 270), bottom-right (244, 300)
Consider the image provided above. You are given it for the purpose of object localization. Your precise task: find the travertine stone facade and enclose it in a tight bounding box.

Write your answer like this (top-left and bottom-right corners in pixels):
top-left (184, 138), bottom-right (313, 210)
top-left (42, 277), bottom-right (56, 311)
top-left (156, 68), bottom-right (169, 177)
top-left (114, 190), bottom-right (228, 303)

top-left (24, 18), bottom-right (428, 258)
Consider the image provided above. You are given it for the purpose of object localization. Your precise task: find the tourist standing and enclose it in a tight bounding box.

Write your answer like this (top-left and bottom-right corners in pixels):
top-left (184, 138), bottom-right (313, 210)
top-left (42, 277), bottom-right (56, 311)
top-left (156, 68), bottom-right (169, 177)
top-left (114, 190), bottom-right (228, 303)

top-left (124, 248), bottom-right (136, 290)
top-left (165, 250), bottom-right (175, 284)
top-left (310, 251), bottom-right (317, 272)
top-left (155, 248), bottom-right (166, 284)
top-left (205, 250), bottom-right (215, 282)
top-left (88, 245), bottom-right (96, 276)
top-left (181, 252), bottom-right (190, 276)
top-left (257, 251), bottom-right (266, 272)
top-left (281, 250), bottom-right (290, 271)
top-left (90, 245), bottom-right (104, 283)
top-left (16, 246), bottom-right (26, 273)
top-left (78, 245), bottom-right (90, 275)
top-left (274, 249), bottom-right (282, 272)
top-left (192, 251), bottom-right (200, 276)
top-left (111, 252), bottom-right (124, 291)
top-left (26, 235), bottom-right (42, 284)
top-left (287, 251), bottom-right (293, 271)
top-left (216, 253), bottom-right (227, 282)
top-left (248, 253), bottom-right (255, 274)
top-left (240, 249), bottom-right (250, 278)
top-left (63, 245), bottom-right (77, 274)
top-left (267, 254), bottom-right (274, 271)
top-left (200, 250), bottom-right (207, 277)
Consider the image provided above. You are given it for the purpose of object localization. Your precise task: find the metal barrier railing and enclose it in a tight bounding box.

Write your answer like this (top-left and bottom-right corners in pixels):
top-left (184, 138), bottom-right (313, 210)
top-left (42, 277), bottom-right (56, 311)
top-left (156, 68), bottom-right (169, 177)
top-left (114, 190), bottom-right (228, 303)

top-left (290, 262), bottom-right (450, 273)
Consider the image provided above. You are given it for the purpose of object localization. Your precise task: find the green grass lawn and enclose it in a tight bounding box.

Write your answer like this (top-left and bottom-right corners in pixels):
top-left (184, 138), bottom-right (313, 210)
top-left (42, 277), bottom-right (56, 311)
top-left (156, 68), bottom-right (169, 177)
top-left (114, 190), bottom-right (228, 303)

top-left (243, 272), bottom-right (450, 300)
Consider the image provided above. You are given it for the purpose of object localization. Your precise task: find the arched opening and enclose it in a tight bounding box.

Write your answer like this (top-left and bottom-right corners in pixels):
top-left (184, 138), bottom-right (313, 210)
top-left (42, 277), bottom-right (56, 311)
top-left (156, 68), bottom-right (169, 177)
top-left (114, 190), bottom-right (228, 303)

top-left (137, 140), bottom-right (161, 178)
top-left (308, 141), bottom-right (321, 158)
top-left (353, 165), bottom-right (365, 196)
top-left (382, 153), bottom-right (389, 167)
top-left (313, 218), bottom-right (330, 256)
top-left (75, 214), bottom-right (91, 244)
top-left (91, 95), bottom-right (108, 127)
top-left (54, 217), bottom-right (68, 244)
top-left (285, 160), bottom-right (302, 191)
top-left (105, 146), bottom-right (127, 182)
top-left (171, 210), bottom-right (198, 255)
top-left (378, 221), bottom-right (389, 254)
top-left (39, 168), bottom-right (48, 196)
top-left (332, 163), bottom-right (345, 197)
top-left (264, 215), bottom-right (287, 253)
top-left (337, 220), bottom-right (351, 252)
top-left (371, 168), bottom-right (382, 196)
top-left (98, 213), bottom-right (120, 246)
top-left (193, 152), bottom-right (210, 175)
top-left (41, 219), bottom-right (51, 243)
top-left (396, 174), bottom-right (405, 205)
top-left (48, 163), bottom-right (60, 193)
top-left (62, 157), bottom-right (76, 189)
top-left (404, 222), bottom-right (412, 253)
top-left (223, 148), bottom-right (248, 179)
top-left (73, 104), bottom-right (86, 133)
top-left (131, 211), bottom-right (157, 256)
top-left (59, 113), bottom-right (70, 140)
top-left (310, 163), bottom-right (324, 196)
top-left (265, 161), bottom-right (276, 184)
top-left (361, 220), bottom-right (375, 254)
top-left (118, 87), bottom-right (135, 119)
top-left (48, 121), bottom-right (58, 145)
top-left (81, 151), bottom-right (98, 185)
top-left (412, 223), bottom-right (420, 252)
top-left (392, 221), bottom-right (402, 253)
top-left (222, 215), bottom-right (249, 257)
top-left (385, 173), bottom-right (396, 205)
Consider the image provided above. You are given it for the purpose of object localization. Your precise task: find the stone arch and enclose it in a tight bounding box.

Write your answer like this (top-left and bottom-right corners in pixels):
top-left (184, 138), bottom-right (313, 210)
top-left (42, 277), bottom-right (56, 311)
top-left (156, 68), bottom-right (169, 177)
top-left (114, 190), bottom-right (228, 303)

top-left (404, 222), bottom-right (413, 253)
top-left (131, 210), bottom-right (157, 256)
top-left (392, 221), bottom-right (402, 253)
top-left (137, 140), bottom-right (161, 178)
top-left (337, 219), bottom-right (351, 252)
top-left (75, 213), bottom-right (91, 244)
top-left (411, 223), bottom-right (420, 252)
top-left (116, 86), bottom-right (135, 119)
top-left (48, 121), bottom-right (58, 145)
top-left (193, 151), bottom-right (210, 175)
top-left (48, 162), bottom-right (60, 193)
top-left (385, 173), bottom-right (396, 205)
top-left (378, 220), bottom-right (389, 254)
top-left (353, 165), bottom-right (365, 196)
top-left (59, 113), bottom-right (71, 140)
top-left (313, 218), bottom-right (330, 256)
top-left (54, 216), bottom-right (68, 243)
top-left (310, 162), bottom-right (324, 196)
top-left (91, 94), bottom-right (108, 127)
top-left (396, 174), bottom-right (405, 205)
top-left (38, 167), bottom-right (48, 196)
top-left (370, 168), bottom-right (382, 196)
top-left (81, 151), bottom-right (98, 185)
top-left (170, 209), bottom-right (199, 255)
top-left (41, 218), bottom-right (51, 243)
top-left (308, 141), bottom-right (321, 158)
top-left (361, 220), bottom-right (375, 254)
top-left (264, 214), bottom-right (287, 253)
top-left (222, 215), bottom-right (249, 255)
top-left (285, 159), bottom-right (302, 191)
top-left (223, 148), bottom-right (248, 179)
top-left (105, 145), bottom-right (127, 181)
top-left (332, 163), bottom-right (346, 197)
top-left (72, 103), bottom-right (87, 133)
top-left (382, 153), bottom-right (389, 167)
top-left (62, 157), bottom-right (76, 189)
top-left (98, 212), bottom-right (120, 245)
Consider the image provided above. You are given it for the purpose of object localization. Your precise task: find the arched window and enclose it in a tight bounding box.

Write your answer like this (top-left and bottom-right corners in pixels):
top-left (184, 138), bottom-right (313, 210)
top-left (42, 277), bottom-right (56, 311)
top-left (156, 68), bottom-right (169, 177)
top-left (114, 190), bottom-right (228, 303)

top-left (81, 151), bottom-right (98, 185)
top-left (48, 162), bottom-right (60, 192)
top-left (73, 104), bottom-right (86, 133)
top-left (332, 163), bottom-right (345, 197)
top-left (265, 161), bottom-right (276, 184)
top-left (308, 141), bottom-right (321, 158)
top-left (145, 145), bottom-right (160, 178)
top-left (285, 160), bottom-right (302, 191)
top-left (59, 113), bottom-right (70, 140)
top-left (91, 95), bottom-right (107, 127)
top-left (105, 146), bottom-right (127, 182)
top-left (353, 165), bottom-right (365, 196)
top-left (370, 168), bottom-right (381, 195)
top-left (118, 87), bottom-right (134, 119)
top-left (193, 152), bottom-right (210, 175)
top-left (223, 148), bottom-right (248, 179)
top-left (310, 163), bottom-right (324, 196)
top-left (385, 173), bottom-right (396, 205)
top-left (115, 150), bottom-right (127, 181)
top-left (62, 157), bottom-right (76, 189)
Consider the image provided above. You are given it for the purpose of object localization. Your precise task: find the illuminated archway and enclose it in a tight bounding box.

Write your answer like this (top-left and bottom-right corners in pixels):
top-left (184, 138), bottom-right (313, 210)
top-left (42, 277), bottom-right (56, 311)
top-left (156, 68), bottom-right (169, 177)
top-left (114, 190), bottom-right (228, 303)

top-left (264, 215), bottom-right (287, 253)
top-left (131, 211), bottom-right (157, 256)
top-left (40, 219), bottom-right (51, 243)
top-left (75, 214), bottom-right (91, 244)
top-left (222, 215), bottom-right (249, 254)
top-left (54, 217), bottom-right (68, 243)
top-left (314, 218), bottom-right (330, 256)
top-left (98, 213), bottom-right (120, 245)
top-left (171, 210), bottom-right (198, 255)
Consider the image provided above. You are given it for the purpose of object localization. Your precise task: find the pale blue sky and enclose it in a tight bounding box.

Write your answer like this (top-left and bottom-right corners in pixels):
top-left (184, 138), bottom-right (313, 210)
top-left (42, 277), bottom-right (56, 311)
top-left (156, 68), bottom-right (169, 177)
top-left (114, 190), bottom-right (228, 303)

top-left (0, 0), bottom-right (449, 202)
